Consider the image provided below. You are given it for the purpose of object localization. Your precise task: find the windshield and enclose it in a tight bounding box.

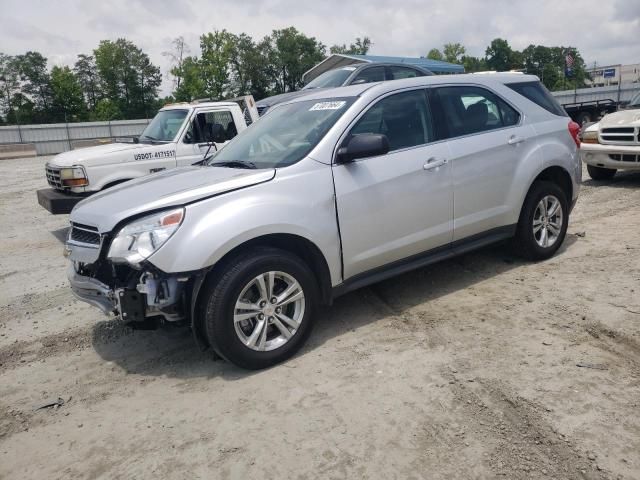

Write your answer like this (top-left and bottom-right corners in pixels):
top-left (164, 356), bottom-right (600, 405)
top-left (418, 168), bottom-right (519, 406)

top-left (208, 98), bottom-right (354, 169)
top-left (628, 92), bottom-right (640, 108)
top-left (139, 109), bottom-right (188, 143)
top-left (303, 68), bottom-right (355, 90)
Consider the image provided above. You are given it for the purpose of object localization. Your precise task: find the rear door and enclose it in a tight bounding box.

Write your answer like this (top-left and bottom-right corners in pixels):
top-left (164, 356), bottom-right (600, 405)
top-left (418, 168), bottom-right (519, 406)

top-left (333, 89), bottom-right (453, 279)
top-left (430, 84), bottom-right (536, 241)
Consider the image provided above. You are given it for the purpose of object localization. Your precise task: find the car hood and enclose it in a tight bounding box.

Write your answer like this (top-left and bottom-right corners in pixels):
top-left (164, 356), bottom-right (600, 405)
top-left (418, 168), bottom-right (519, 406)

top-left (70, 166), bottom-right (276, 233)
top-left (599, 108), bottom-right (640, 128)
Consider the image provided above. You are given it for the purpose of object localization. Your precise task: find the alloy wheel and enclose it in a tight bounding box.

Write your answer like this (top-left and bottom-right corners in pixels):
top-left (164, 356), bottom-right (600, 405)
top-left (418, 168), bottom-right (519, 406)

top-left (233, 271), bottom-right (306, 351)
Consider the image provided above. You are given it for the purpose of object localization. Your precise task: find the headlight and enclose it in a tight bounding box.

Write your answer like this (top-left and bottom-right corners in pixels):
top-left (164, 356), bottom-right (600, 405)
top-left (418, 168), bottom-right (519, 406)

top-left (60, 166), bottom-right (89, 187)
top-left (107, 208), bottom-right (184, 266)
top-left (581, 130), bottom-right (599, 144)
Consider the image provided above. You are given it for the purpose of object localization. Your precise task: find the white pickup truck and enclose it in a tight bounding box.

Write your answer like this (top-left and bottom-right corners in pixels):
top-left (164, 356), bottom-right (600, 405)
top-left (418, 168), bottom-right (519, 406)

top-left (37, 97), bottom-right (259, 214)
top-left (580, 91), bottom-right (640, 180)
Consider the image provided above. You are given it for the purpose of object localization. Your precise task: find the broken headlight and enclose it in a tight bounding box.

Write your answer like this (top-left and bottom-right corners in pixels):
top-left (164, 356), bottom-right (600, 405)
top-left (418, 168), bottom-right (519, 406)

top-left (107, 208), bottom-right (184, 267)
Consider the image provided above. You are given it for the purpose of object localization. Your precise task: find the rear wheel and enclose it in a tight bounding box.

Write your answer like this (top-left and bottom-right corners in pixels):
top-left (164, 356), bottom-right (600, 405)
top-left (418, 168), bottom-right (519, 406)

top-left (587, 164), bottom-right (616, 181)
top-left (514, 181), bottom-right (568, 261)
top-left (200, 247), bottom-right (318, 369)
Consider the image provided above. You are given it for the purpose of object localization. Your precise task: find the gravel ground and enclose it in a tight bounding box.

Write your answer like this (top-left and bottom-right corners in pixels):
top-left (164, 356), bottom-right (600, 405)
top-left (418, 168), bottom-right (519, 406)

top-left (0, 156), bottom-right (639, 480)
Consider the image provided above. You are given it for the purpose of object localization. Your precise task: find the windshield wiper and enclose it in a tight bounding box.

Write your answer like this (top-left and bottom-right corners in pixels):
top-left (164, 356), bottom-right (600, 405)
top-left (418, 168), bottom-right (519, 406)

top-left (211, 160), bottom-right (258, 169)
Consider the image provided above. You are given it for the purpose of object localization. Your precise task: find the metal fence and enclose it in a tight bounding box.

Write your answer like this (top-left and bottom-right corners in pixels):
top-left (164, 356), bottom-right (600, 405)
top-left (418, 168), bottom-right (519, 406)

top-left (0, 119), bottom-right (150, 155)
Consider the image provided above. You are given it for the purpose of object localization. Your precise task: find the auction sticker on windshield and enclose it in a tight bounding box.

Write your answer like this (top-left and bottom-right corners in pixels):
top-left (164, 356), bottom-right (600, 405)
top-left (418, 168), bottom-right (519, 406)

top-left (309, 101), bottom-right (346, 111)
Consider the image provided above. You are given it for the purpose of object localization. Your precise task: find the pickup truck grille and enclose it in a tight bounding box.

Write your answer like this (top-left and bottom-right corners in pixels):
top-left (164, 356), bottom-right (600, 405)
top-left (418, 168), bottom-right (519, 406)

top-left (609, 154), bottom-right (639, 163)
top-left (70, 223), bottom-right (101, 246)
top-left (45, 165), bottom-right (66, 190)
top-left (600, 127), bottom-right (639, 145)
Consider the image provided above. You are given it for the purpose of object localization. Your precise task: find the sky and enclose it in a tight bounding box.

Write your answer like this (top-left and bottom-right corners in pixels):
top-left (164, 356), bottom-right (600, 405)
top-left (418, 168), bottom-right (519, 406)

top-left (1, 0), bottom-right (639, 95)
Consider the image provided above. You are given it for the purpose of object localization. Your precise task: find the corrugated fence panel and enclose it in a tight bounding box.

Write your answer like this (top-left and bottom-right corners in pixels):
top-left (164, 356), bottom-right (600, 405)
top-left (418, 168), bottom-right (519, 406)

top-left (0, 119), bottom-right (150, 155)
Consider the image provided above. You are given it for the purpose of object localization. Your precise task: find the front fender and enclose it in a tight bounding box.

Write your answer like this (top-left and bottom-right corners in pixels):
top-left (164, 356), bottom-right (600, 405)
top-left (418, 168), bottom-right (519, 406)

top-left (147, 160), bottom-right (343, 286)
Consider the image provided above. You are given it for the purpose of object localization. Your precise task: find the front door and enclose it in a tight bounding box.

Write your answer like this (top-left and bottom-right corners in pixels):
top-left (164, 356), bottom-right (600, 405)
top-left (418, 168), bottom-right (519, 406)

top-left (333, 89), bottom-right (453, 279)
top-left (175, 108), bottom-right (239, 166)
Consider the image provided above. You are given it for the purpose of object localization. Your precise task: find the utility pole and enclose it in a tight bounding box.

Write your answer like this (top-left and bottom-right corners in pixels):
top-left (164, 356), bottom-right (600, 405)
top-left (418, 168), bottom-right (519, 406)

top-left (140, 72), bottom-right (147, 119)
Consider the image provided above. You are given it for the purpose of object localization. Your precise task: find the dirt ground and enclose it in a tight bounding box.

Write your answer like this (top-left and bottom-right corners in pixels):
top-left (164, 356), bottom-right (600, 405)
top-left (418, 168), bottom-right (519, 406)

top-left (0, 156), bottom-right (639, 480)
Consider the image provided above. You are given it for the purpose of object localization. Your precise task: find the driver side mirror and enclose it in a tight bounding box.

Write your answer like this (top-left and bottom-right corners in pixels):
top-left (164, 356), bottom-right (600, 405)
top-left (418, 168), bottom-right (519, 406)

top-left (336, 133), bottom-right (390, 163)
top-left (183, 130), bottom-right (194, 144)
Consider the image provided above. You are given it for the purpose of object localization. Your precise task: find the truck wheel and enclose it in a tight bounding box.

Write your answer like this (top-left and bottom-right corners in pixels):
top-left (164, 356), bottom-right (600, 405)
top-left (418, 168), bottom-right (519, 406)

top-left (587, 164), bottom-right (616, 181)
top-left (514, 181), bottom-right (568, 261)
top-left (200, 247), bottom-right (318, 369)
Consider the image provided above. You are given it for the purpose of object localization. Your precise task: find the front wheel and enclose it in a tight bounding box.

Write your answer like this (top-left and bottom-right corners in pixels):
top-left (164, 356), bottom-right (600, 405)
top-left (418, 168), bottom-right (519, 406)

top-left (514, 181), bottom-right (569, 261)
top-left (587, 164), bottom-right (616, 181)
top-left (200, 247), bottom-right (318, 369)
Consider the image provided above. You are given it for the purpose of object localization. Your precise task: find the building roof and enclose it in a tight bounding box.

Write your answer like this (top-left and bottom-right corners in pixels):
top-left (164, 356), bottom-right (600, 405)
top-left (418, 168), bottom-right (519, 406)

top-left (302, 53), bottom-right (465, 82)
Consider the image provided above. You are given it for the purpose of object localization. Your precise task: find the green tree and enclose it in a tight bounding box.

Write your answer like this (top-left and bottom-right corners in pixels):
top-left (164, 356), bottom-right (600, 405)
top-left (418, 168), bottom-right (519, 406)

top-left (94, 39), bottom-right (162, 119)
top-left (74, 54), bottom-right (100, 110)
top-left (461, 55), bottom-right (487, 73)
top-left (227, 33), bottom-right (272, 99)
top-left (330, 37), bottom-right (372, 55)
top-left (14, 51), bottom-right (53, 121)
top-left (199, 30), bottom-right (236, 99)
top-left (0, 53), bottom-right (21, 122)
top-left (521, 44), bottom-right (587, 91)
top-left (172, 56), bottom-right (207, 102)
top-left (50, 65), bottom-right (86, 122)
top-left (267, 27), bottom-right (325, 93)
top-left (6, 92), bottom-right (35, 124)
top-left (443, 43), bottom-right (466, 64)
top-left (426, 48), bottom-right (444, 61)
top-left (485, 38), bottom-right (522, 71)
top-left (92, 98), bottom-right (121, 121)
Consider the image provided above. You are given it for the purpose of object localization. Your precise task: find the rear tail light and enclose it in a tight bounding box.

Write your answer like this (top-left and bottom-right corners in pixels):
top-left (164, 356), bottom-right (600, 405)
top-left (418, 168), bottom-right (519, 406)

top-left (568, 121), bottom-right (581, 149)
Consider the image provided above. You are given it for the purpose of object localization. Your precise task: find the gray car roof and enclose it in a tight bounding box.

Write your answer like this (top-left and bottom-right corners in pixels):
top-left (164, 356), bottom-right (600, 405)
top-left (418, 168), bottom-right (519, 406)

top-left (279, 73), bottom-right (540, 106)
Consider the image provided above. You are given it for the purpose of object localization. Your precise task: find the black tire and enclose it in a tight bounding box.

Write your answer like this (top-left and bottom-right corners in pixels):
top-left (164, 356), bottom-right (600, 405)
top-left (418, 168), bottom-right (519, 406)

top-left (587, 164), bottom-right (616, 181)
top-left (199, 247), bottom-right (318, 369)
top-left (514, 181), bottom-right (569, 261)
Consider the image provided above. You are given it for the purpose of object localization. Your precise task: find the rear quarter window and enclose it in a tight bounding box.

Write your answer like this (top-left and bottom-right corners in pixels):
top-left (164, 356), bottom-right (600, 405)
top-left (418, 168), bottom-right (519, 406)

top-left (506, 81), bottom-right (567, 117)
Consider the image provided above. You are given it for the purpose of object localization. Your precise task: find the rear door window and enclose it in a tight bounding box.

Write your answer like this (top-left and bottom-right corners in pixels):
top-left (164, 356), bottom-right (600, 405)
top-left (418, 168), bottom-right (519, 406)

top-left (506, 81), bottom-right (567, 117)
top-left (349, 90), bottom-right (434, 151)
top-left (432, 86), bottom-right (520, 139)
top-left (351, 66), bottom-right (386, 85)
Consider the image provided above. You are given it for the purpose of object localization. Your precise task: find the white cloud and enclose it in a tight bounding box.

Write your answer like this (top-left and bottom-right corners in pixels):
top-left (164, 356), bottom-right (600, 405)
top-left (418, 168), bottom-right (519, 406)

top-left (1, 0), bottom-right (638, 95)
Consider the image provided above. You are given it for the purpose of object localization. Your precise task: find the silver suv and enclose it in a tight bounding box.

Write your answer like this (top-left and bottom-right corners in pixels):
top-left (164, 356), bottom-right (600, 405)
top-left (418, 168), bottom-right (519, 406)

top-left (65, 74), bottom-right (581, 369)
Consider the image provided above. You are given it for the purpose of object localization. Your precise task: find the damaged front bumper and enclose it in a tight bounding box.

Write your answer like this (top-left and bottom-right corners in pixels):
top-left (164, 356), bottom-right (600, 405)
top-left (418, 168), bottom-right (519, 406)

top-left (68, 265), bottom-right (116, 314)
top-left (67, 262), bottom-right (191, 323)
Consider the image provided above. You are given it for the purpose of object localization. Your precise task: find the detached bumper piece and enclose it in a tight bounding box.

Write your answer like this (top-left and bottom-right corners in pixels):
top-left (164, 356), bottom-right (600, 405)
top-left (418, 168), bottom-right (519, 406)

top-left (37, 188), bottom-right (86, 214)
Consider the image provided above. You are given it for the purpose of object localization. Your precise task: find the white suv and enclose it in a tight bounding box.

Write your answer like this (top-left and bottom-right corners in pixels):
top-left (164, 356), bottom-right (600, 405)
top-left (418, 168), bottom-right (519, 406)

top-left (64, 74), bottom-right (581, 369)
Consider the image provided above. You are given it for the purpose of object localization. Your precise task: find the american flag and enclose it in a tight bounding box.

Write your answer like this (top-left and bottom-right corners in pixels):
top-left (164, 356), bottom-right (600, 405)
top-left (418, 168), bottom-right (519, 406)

top-left (565, 52), bottom-right (574, 68)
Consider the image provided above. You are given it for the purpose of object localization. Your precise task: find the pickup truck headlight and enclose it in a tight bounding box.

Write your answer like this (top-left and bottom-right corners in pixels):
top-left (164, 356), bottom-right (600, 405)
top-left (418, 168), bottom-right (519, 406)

top-left (60, 166), bottom-right (89, 187)
top-left (107, 208), bottom-right (184, 267)
top-left (581, 131), bottom-right (599, 144)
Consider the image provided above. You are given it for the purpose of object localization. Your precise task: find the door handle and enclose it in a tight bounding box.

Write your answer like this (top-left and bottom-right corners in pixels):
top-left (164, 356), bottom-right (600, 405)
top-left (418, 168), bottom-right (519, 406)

top-left (507, 135), bottom-right (525, 145)
top-left (423, 157), bottom-right (447, 171)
